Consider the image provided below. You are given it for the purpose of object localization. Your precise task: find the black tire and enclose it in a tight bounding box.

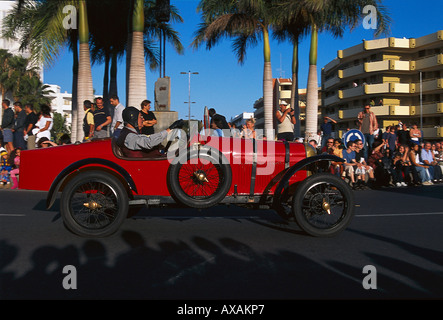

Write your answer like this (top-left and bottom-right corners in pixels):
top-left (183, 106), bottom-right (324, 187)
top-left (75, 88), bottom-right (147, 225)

top-left (60, 171), bottom-right (129, 237)
top-left (167, 148), bottom-right (232, 208)
top-left (292, 173), bottom-right (354, 237)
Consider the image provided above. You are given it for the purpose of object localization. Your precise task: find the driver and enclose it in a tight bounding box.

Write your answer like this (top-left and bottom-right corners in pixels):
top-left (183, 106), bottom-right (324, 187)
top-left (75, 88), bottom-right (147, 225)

top-left (116, 106), bottom-right (184, 158)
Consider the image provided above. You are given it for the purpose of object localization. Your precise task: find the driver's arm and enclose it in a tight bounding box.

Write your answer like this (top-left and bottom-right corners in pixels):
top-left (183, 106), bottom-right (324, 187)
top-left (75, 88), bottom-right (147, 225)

top-left (124, 130), bottom-right (169, 150)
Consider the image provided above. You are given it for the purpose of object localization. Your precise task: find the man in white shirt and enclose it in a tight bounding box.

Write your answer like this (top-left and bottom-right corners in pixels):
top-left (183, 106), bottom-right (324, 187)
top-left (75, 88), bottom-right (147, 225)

top-left (110, 95), bottom-right (125, 139)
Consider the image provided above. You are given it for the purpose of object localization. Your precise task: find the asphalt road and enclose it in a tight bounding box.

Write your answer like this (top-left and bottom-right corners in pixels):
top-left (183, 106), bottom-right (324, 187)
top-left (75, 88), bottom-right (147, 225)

top-left (1, 185), bottom-right (443, 302)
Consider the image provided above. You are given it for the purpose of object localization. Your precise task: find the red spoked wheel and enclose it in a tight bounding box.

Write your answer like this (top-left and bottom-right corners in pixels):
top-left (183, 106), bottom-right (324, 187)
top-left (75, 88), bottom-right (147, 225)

top-left (167, 148), bottom-right (232, 208)
top-left (178, 158), bottom-right (223, 198)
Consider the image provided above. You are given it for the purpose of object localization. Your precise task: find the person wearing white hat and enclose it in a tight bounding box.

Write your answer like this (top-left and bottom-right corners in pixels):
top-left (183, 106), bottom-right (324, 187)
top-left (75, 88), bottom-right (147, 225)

top-left (275, 101), bottom-right (296, 142)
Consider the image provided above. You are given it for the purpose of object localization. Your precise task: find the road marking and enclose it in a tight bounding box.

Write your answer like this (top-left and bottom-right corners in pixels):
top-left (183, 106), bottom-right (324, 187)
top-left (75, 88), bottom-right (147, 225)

top-left (0, 214), bottom-right (26, 217)
top-left (356, 212), bottom-right (443, 218)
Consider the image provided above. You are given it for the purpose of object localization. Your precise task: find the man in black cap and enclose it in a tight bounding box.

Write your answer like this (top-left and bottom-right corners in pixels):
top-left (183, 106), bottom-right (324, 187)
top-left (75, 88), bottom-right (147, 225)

top-left (208, 108), bottom-right (229, 130)
top-left (116, 106), bottom-right (183, 157)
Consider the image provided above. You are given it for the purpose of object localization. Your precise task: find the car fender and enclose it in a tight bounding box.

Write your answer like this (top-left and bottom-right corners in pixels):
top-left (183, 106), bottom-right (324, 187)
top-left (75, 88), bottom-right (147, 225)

top-left (272, 154), bottom-right (344, 208)
top-left (46, 158), bottom-right (137, 209)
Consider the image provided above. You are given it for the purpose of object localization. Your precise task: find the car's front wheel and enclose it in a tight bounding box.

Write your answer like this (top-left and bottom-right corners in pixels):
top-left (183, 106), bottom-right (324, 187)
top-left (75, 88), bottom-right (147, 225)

top-left (292, 173), bottom-right (354, 237)
top-left (167, 148), bottom-right (232, 208)
top-left (60, 171), bottom-right (128, 237)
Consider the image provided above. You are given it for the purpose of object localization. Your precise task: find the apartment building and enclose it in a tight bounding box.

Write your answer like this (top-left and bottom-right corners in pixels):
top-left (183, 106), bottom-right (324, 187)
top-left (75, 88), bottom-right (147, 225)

top-left (322, 30), bottom-right (443, 139)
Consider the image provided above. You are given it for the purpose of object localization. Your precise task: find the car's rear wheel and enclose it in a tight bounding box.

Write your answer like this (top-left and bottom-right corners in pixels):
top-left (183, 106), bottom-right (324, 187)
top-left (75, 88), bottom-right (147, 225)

top-left (167, 148), bottom-right (232, 208)
top-left (292, 173), bottom-right (354, 237)
top-left (60, 171), bottom-right (128, 237)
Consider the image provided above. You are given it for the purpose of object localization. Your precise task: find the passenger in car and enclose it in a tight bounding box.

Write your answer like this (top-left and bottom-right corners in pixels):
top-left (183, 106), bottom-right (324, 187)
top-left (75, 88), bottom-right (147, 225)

top-left (116, 107), bottom-right (184, 158)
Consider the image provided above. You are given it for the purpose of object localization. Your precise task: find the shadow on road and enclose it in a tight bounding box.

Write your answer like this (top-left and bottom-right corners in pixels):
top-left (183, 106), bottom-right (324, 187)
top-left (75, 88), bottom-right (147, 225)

top-left (1, 227), bottom-right (443, 300)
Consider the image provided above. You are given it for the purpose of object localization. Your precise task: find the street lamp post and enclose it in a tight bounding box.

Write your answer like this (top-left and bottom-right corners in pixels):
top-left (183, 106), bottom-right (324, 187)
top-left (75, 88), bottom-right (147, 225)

top-left (181, 71), bottom-right (199, 122)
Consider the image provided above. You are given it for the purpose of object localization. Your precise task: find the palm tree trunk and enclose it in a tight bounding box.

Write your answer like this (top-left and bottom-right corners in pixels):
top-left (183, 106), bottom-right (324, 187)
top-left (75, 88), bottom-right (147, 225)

top-left (109, 50), bottom-right (118, 98)
top-left (291, 37), bottom-right (300, 137)
top-left (103, 52), bottom-right (110, 116)
top-left (70, 31), bottom-right (79, 143)
top-left (262, 26), bottom-right (273, 140)
top-left (128, 0), bottom-right (146, 109)
top-left (305, 24), bottom-right (318, 143)
top-left (76, 0), bottom-right (94, 141)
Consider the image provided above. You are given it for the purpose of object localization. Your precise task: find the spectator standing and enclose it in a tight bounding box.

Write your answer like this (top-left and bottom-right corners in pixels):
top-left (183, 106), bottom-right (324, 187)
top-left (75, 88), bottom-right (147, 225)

top-left (409, 123), bottom-right (421, 146)
top-left (110, 95), bottom-right (125, 138)
top-left (320, 116), bottom-right (336, 150)
top-left (421, 141), bottom-right (443, 183)
top-left (82, 100), bottom-right (94, 141)
top-left (357, 104), bottom-right (379, 161)
top-left (23, 104), bottom-right (38, 150)
top-left (32, 104), bottom-right (53, 143)
top-left (208, 108), bottom-right (230, 132)
top-left (229, 123), bottom-right (241, 138)
top-left (382, 126), bottom-right (397, 155)
top-left (93, 97), bottom-right (111, 139)
top-left (1, 99), bottom-right (15, 154)
top-left (211, 118), bottom-right (224, 137)
top-left (275, 101), bottom-right (296, 142)
top-left (241, 119), bottom-right (256, 139)
top-left (139, 100), bottom-right (157, 135)
top-left (12, 102), bottom-right (27, 150)
top-left (396, 123), bottom-right (410, 147)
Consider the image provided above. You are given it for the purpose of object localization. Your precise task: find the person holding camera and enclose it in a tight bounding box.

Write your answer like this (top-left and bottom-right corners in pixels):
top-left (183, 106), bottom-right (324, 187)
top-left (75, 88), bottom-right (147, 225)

top-left (276, 101), bottom-right (296, 142)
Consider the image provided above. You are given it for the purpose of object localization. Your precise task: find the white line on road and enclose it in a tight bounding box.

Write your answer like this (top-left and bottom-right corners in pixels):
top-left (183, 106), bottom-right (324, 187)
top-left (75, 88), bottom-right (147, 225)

top-left (0, 214), bottom-right (26, 217)
top-left (356, 212), bottom-right (443, 218)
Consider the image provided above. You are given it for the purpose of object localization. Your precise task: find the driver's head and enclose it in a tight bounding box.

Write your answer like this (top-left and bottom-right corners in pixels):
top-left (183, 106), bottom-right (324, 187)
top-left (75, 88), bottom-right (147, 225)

top-left (123, 106), bottom-right (141, 131)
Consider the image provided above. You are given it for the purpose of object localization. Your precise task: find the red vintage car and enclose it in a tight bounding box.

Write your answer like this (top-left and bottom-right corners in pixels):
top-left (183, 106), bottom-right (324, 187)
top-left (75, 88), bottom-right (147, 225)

top-left (19, 120), bottom-right (353, 238)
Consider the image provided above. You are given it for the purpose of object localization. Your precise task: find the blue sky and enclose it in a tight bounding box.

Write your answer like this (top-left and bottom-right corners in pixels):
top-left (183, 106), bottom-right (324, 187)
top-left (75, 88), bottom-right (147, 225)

top-left (43, 0), bottom-right (443, 121)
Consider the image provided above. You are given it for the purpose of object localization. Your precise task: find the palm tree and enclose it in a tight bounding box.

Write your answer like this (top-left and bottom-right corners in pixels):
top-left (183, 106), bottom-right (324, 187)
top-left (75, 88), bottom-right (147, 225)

top-left (127, 0), bottom-right (147, 108)
top-left (74, 0), bottom-right (94, 142)
top-left (192, 0), bottom-right (277, 138)
top-left (272, 5), bottom-right (311, 138)
top-left (280, 0), bottom-right (390, 142)
top-left (0, 49), bottom-right (13, 100)
top-left (2, 0), bottom-right (82, 140)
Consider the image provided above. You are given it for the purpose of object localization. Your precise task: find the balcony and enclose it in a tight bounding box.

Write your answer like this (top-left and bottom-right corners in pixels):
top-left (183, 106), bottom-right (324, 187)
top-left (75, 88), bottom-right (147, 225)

top-left (279, 90), bottom-right (292, 99)
top-left (414, 30), bottom-right (443, 48)
top-left (337, 105), bottom-right (413, 120)
top-left (323, 57), bottom-right (340, 73)
top-left (364, 82), bottom-right (412, 94)
top-left (422, 127), bottom-right (443, 139)
top-left (415, 78), bottom-right (443, 93)
top-left (324, 94), bottom-right (340, 106)
top-left (410, 103), bottom-right (443, 116)
top-left (339, 86), bottom-right (365, 99)
top-left (338, 43), bottom-right (364, 59)
top-left (323, 75), bottom-right (341, 89)
top-left (413, 54), bottom-right (443, 71)
top-left (339, 64), bottom-right (364, 79)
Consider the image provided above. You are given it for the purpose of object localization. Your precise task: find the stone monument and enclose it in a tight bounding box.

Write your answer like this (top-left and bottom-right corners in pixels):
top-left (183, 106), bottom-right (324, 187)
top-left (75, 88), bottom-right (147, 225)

top-left (153, 76), bottom-right (178, 132)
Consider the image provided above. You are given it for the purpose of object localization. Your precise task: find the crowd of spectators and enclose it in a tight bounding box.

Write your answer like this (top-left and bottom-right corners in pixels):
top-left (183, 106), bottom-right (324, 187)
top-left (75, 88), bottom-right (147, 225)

top-left (316, 123), bottom-right (443, 190)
